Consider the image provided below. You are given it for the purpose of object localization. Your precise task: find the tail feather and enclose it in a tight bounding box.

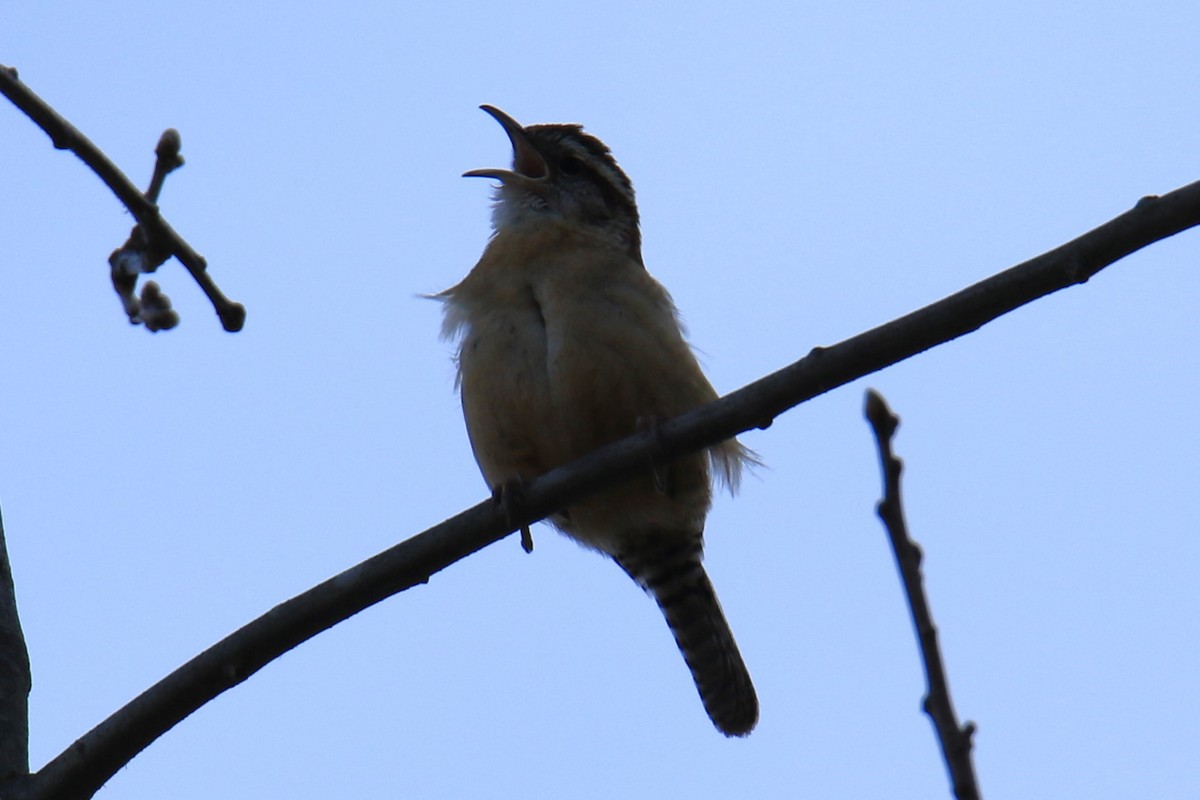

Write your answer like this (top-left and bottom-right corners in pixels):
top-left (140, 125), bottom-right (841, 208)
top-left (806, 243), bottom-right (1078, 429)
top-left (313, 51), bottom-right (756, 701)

top-left (617, 536), bottom-right (758, 737)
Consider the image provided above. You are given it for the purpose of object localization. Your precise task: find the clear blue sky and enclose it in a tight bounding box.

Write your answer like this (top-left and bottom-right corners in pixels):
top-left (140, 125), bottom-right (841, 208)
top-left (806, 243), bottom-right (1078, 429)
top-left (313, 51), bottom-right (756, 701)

top-left (3, 2), bottom-right (1198, 798)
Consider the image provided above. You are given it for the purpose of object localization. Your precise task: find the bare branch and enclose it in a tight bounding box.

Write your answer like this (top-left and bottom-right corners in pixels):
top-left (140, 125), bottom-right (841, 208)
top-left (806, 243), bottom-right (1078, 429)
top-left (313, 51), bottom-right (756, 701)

top-left (0, 510), bottom-right (30, 783)
top-left (7, 178), bottom-right (1197, 799)
top-left (865, 390), bottom-right (981, 800)
top-left (0, 63), bottom-right (245, 332)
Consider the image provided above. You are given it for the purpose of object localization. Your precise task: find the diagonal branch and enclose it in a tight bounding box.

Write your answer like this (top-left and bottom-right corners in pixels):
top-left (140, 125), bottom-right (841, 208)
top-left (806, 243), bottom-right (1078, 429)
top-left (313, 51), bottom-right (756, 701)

top-left (865, 390), bottom-right (981, 800)
top-left (0, 63), bottom-right (245, 332)
top-left (8, 180), bottom-right (1200, 799)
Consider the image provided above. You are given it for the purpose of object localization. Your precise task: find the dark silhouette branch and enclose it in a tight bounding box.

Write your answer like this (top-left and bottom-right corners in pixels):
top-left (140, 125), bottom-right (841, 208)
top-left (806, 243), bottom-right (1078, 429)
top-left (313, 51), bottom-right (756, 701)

top-left (865, 390), bottom-right (981, 800)
top-left (0, 63), bottom-right (245, 332)
top-left (5, 177), bottom-right (1197, 800)
top-left (0, 510), bottom-right (30, 782)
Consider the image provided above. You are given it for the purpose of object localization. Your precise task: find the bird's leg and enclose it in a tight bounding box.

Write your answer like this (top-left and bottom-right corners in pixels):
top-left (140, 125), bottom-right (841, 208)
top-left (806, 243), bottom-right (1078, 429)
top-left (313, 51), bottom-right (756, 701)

top-left (492, 478), bottom-right (534, 553)
top-left (636, 415), bottom-right (673, 497)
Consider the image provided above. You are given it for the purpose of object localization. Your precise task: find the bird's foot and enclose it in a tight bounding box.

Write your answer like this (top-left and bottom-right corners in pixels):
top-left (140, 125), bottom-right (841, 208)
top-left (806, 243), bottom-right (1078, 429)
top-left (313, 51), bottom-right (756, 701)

top-left (492, 479), bottom-right (534, 553)
top-left (636, 415), bottom-right (673, 496)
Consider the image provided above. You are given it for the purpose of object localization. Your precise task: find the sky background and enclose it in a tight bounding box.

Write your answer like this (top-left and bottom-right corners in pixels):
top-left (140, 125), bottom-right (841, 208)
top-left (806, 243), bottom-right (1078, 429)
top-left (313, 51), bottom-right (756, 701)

top-left (2, 2), bottom-right (1199, 798)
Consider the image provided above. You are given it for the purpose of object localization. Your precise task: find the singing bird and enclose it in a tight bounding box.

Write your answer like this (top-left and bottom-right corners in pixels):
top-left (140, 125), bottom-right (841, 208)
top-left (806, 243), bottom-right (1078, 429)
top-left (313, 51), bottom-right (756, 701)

top-left (436, 105), bottom-right (758, 736)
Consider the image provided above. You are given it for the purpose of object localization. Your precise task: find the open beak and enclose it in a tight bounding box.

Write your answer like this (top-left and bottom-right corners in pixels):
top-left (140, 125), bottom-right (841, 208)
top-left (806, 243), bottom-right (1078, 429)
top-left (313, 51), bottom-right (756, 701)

top-left (463, 105), bottom-right (548, 184)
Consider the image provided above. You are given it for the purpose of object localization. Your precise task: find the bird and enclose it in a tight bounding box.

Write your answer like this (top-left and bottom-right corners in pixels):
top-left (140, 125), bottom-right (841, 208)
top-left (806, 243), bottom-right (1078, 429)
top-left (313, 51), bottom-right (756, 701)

top-left (435, 105), bottom-right (758, 737)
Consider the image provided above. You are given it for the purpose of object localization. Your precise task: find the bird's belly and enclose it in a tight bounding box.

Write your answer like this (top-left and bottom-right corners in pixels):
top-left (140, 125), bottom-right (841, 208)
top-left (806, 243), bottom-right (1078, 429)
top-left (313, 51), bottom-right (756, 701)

top-left (457, 306), bottom-right (560, 487)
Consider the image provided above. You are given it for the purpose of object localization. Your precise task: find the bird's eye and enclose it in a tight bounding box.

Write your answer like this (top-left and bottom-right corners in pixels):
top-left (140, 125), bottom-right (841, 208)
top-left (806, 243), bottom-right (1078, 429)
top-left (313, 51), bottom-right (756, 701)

top-left (559, 156), bottom-right (584, 175)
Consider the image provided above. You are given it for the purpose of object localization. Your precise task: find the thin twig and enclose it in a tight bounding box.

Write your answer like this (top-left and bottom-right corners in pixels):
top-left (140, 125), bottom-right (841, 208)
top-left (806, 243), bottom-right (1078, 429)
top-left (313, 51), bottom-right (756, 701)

top-left (865, 390), bottom-right (981, 800)
top-left (0, 63), bottom-right (245, 332)
top-left (5, 174), bottom-right (1200, 796)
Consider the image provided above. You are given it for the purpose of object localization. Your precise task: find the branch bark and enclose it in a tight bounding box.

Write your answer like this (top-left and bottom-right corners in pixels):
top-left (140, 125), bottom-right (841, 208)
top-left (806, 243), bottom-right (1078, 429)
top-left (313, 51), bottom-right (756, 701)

top-left (0, 510), bottom-right (30, 783)
top-left (865, 390), bottom-right (981, 800)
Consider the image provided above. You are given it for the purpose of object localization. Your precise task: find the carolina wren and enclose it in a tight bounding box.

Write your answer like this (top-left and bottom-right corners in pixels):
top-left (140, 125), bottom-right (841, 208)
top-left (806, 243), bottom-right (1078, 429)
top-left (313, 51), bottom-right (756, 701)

top-left (436, 105), bottom-right (758, 736)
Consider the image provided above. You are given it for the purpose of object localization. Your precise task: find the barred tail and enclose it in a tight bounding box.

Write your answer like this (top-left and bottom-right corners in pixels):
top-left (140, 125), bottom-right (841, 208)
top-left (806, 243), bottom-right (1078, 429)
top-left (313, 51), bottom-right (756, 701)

top-left (617, 536), bottom-right (758, 737)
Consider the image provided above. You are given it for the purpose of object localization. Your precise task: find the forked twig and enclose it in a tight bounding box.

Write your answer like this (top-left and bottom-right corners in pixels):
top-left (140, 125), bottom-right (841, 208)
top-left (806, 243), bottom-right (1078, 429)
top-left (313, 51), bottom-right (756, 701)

top-left (0, 63), bottom-right (245, 332)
